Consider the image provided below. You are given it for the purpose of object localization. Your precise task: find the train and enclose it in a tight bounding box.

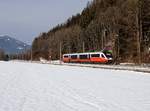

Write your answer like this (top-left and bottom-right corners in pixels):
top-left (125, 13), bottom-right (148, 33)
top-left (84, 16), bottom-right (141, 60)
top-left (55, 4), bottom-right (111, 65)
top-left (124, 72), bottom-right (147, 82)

top-left (62, 51), bottom-right (113, 64)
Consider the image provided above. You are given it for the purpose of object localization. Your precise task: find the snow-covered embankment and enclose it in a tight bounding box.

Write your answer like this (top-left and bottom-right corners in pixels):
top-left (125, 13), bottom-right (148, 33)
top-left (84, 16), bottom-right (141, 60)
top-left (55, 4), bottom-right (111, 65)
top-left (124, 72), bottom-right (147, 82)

top-left (0, 61), bottom-right (150, 111)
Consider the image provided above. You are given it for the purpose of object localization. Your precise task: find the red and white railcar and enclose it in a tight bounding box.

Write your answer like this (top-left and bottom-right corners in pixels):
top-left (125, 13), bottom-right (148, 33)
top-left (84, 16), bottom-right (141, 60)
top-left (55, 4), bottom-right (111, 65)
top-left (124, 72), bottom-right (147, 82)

top-left (63, 52), bottom-right (111, 64)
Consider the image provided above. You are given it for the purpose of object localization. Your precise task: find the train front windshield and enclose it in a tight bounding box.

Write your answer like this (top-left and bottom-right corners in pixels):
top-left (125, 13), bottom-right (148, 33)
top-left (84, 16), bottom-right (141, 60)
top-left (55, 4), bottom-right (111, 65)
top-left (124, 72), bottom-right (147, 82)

top-left (103, 50), bottom-right (113, 60)
top-left (106, 53), bottom-right (112, 58)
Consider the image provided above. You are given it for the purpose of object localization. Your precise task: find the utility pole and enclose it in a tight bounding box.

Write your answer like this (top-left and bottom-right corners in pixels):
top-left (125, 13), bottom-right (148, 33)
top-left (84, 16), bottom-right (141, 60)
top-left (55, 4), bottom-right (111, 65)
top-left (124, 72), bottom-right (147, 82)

top-left (101, 29), bottom-right (106, 50)
top-left (101, 32), bottom-right (104, 50)
top-left (136, 0), bottom-right (142, 64)
top-left (49, 49), bottom-right (52, 63)
top-left (82, 41), bottom-right (85, 52)
top-left (116, 34), bottom-right (120, 64)
top-left (68, 45), bottom-right (71, 53)
top-left (113, 34), bottom-right (120, 64)
top-left (103, 29), bottom-right (106, 48)
top-left (31, 48), bottom-right (33, 62)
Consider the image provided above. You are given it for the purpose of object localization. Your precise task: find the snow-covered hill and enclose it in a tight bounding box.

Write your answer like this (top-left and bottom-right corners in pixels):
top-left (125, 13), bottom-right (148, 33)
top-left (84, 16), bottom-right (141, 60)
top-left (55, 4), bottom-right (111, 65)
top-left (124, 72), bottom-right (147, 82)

top-left (0, 35), bottom-right (30, 54)
top-left (0, 61), bottom-right (150, 111)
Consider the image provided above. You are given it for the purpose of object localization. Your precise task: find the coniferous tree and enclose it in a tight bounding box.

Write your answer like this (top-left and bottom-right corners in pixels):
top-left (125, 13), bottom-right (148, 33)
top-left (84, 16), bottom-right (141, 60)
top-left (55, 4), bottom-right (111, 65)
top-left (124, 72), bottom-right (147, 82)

top-left (31, 0), bottom-right (150, 63)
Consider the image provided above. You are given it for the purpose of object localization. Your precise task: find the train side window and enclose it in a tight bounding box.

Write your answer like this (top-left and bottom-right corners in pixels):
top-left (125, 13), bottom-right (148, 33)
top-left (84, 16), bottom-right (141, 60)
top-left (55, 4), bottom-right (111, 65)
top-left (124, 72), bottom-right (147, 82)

top-left (64, 55), bottom-right (69, 58)
top-left (91, 54), bottom-right (100, 57)
top-left (79, 55), bottom-right (88, 59)
top-left (101, 54), bottom-right (105, 58)
top-left (71, 55), bottom-right (77, 59)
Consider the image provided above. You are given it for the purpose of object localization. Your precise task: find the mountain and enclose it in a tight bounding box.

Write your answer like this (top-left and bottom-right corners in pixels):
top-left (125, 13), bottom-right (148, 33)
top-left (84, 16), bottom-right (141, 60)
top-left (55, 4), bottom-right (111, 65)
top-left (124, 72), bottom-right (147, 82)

top-left (0, 35), bottom-right (31, 54)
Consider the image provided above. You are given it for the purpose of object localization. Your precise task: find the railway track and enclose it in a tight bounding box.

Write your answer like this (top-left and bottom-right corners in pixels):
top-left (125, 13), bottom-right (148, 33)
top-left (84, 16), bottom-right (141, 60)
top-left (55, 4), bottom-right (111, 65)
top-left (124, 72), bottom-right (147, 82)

top-left (48, 61), bottom-right (150, 74)
top-left (13, 60), bottom-right (150, 74)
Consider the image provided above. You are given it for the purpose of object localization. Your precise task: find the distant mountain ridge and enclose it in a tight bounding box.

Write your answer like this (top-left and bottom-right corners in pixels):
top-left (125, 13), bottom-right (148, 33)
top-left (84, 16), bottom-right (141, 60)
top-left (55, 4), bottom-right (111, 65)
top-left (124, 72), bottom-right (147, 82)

top-left (0, 35), bottom-right (31, 54)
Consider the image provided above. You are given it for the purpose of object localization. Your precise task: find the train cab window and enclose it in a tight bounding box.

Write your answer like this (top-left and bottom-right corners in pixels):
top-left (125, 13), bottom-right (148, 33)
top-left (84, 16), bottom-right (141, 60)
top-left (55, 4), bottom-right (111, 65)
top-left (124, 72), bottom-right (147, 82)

top-left (79, 55), bottom-right (88, 59)
top-left (71, 55), bottom-right (77, 59)
top-left (106, 54), bottom-right (113, 58)
top-left (91, 54), bottom-right (100, 57)
top-left (64, 55), bottom-right (69, 58)
top-left (101, 54), bottom-right (105, 58)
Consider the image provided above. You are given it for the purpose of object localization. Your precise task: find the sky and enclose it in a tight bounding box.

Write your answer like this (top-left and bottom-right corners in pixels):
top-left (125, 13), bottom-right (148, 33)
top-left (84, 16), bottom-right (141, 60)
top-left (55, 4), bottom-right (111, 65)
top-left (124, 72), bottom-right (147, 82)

top-left (0, 0), bottom-right (92, 44)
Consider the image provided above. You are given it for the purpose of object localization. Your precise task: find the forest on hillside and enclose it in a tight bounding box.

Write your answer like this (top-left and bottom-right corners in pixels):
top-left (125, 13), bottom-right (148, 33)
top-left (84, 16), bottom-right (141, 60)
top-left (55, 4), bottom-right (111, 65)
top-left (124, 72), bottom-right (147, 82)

top-left (31, 0), bottom-right (150, 64)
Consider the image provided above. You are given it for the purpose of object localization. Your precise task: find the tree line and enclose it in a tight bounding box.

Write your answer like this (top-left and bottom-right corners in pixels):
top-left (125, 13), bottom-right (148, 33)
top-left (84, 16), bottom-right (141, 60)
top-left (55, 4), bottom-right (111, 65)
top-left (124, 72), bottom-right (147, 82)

top-left (31, 0), bottom-right (150, 64)
top-left (0, 49), bottom-right (31, 61)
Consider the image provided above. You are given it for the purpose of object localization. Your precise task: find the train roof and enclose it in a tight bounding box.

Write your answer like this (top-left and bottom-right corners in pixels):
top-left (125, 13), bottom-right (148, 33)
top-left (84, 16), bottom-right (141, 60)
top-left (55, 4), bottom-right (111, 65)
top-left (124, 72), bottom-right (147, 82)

top-left (63, 52), bottom-right (105, 55)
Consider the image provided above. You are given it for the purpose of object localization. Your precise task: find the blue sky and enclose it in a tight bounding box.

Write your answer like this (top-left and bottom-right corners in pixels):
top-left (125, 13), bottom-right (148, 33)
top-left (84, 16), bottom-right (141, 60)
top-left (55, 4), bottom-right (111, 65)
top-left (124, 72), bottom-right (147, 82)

top-left (0, 0), bottom-right (92, 44)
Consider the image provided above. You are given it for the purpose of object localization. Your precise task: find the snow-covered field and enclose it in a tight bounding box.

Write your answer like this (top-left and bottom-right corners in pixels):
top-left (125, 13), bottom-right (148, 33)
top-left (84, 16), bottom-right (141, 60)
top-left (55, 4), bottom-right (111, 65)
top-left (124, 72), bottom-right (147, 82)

top-left (0, 61), bottom-right (150, 111)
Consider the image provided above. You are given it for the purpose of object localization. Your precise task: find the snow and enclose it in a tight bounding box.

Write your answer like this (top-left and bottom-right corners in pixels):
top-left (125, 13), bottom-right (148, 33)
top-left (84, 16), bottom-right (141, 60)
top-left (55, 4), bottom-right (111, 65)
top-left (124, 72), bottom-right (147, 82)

top-left (0, 61), bottom-right (150, 111)
top-left (17, 47), bottom-right (23, 50)
top-left (0, 35), bottom-right (6, 37)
